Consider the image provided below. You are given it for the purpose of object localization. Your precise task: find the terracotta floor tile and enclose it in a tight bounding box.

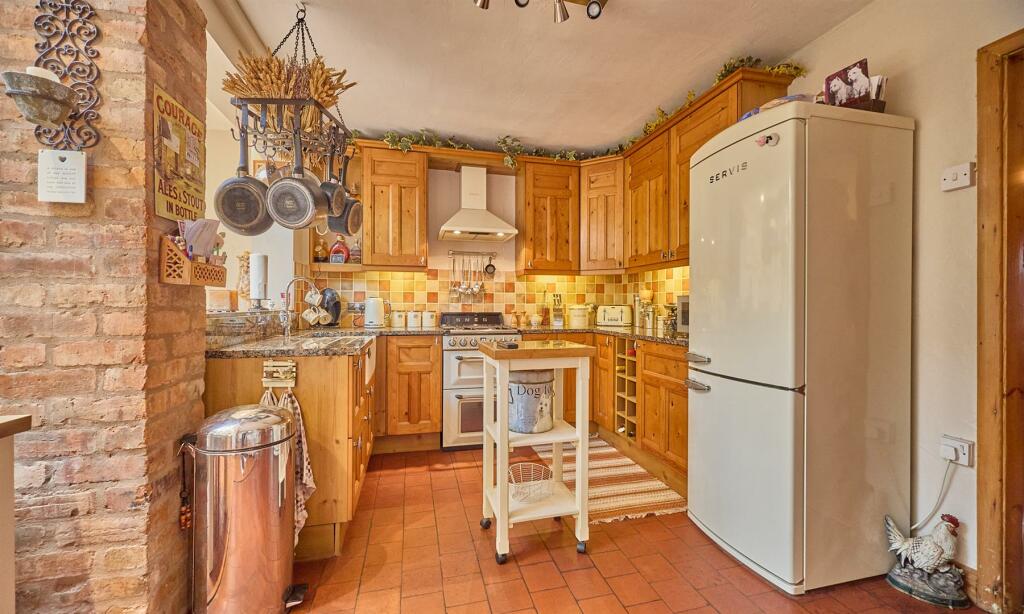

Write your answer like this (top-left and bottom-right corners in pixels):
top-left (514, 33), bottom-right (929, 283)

top-left (439, 529), bottom-right (476, 554)
top-left (610, 534), bottom-right (659, 558)
top-left (530, 587), bottom-right (582, 614)
top-left (322, 556), bottom-right (365, 585)
top-left (445, 601), bottom-right (493, 614)
top-left (633, 521), bottom-right (676, 543)
top-left (441, 550), bottom-right (482, 578)
top-left (364, 542), bottom-right (404, 567)
top-left (606, 573), bottom-right (660, 607)
top-left (437, 513), bottom-right (471, 535)
top-left (520, 561), bottom-right (566, 592)
top-left (359, 563), bottom-right (403, 592)
top-left (669, 557), bottom-right (728, 591)
top-left (629, 554), bottom-right (681, 583)
top-left (586, 532), bottom-right (620, 554)
top-left (400, 549), bottom-right (440, 572)
top-left (650, 579), bottom-right (707, 612)
top-left (541, 528), bottom-right (579, 549)
top-left (401, 564), bottom-right (443, 597)
top-left (624, 601), bottom-right (672, 614)
top-left (510, 535), bottom-right (552, 566)
top-left (313, 579), bottom-right (359, 611)
top-left (485, 578), bottom-right (534, 613)
top-left (671, 525), bottom-right (713, 548)
top-left (692, 544), bottom-right (738, 570)
top-left (578, 594), bottom-right (628, 614)
top-left (751, 591), bottom-right (812, 613)
top-left (354, 587), bottom-right (401, 614)
top-left (373, 507), bottom-right (405, 527)
top-left (699, 584), bottom-right (760, 613)
top-left (650, 539), bottom-right (689, 563)
top-left (442, 572), bottom-right (488, 606)
top-left (341, 536), bottom-right (369, 559)
top-left (478, 550), bottom-right (523, 585)
top-left (294, 559), bottom-right (327, 586)
top-left (720, 564), bottom-right (775, 596)
top-left (404, 526), bottom-right (438, 548)
top-left (563, 568), bottom-right (612, 600)
top-left (368, 522), bottom-right (404, 545)
top-left (549, 545), bottom-right (595, 572)
top-left (798, 596), bottom-right (855, 613)
top-left (830, 585), bottom-right (883, 610)
top-left (399, 591), bottom-right (445, 614)
top-left (655, 514), bottom-right (689, 529)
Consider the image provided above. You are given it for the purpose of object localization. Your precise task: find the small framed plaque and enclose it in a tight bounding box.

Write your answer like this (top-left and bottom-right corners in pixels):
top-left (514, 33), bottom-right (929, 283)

top-left (37, 149), bottom-right (86, 203)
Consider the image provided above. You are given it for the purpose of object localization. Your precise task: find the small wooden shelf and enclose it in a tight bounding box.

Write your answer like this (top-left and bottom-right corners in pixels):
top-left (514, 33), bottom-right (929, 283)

top-left (615, 392), bottom-right (637, 403)
top-left (159, 235), bottom-right (226, 287)
top-left (310, 262), bottom-right (425, 274)
top-left (486, 481), bottom-right (578, 524)
top-left (484, 419), bottom-right (579, 447)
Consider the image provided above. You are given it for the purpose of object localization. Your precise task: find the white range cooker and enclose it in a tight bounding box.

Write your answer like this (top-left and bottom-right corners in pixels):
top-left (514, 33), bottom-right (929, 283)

top-left (440, 312), bottom-right (520, 449)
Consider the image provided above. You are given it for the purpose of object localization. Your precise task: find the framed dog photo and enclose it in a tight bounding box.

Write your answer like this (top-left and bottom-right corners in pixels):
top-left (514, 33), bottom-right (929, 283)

top-left (824, 58), bottom-right (871, 108)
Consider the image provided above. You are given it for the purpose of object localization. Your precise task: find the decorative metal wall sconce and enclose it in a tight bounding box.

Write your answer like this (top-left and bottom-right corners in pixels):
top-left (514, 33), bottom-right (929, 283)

top-left (1, 0), bottom-right (102, 150)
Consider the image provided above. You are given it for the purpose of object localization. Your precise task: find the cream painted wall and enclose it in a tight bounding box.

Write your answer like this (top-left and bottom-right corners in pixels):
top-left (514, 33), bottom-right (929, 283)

top-left (787, 0), bottom-right (1024, 568)
top-left (426, 169), bottom-right (517, 272)
top-left (204, 129), bottom-right (295, 303)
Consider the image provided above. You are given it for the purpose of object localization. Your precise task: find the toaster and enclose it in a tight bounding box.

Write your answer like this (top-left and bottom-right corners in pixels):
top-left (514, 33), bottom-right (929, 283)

top-left (596, 305), bottom-right (633, 327)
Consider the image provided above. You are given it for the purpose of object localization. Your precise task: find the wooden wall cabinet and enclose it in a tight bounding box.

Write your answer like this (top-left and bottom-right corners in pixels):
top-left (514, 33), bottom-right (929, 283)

top-left (580, 158), bottom-right (625, 272)
top-left (624, 133), bottom-right (670, 268)
top-left (386, 335), bottom-right (442, 435)
top-left (516, 162), bottom-right (580, 274)
top-left (637, 341), bottom-right (688, 470)
top-left (362, 146), bottom-right (429, 267)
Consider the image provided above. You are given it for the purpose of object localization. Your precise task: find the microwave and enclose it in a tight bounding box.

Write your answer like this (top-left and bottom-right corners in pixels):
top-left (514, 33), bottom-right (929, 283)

top-left (676, 295), bottom-right (689, 333)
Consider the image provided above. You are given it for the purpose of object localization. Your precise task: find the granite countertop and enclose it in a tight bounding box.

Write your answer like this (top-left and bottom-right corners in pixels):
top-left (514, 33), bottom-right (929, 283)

top-left (207, 324), bottom-right (687, 358)
top-left (519, 325), bottom-right (689, 347)
top-left (206, 333), bottom-right (374, 358)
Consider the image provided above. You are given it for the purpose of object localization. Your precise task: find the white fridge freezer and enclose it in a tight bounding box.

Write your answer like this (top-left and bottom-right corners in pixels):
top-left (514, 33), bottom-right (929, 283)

top-left (686, 102), bottom-right (914, 594)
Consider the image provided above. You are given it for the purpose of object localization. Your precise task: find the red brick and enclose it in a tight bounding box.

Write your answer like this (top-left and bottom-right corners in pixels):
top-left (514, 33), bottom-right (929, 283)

top-left (16, 551), bottom-right (94, 582)
top-left (101, 311), bottom-right (146, 336)
top-left (15, 428), bottom-right (97, 459)
top-left (102, 365), bottom-right (147, 391)
top-left (52, 339), bottom-right (143, 366)
top-left (0, 368), bottom-right (95, 399)
top-left (14, 491), bottom-right (96, 521)
top-left (0, 252), bottom-right (94, 278)
top-left (53, 452), bottom-right (146, 485)
top-left (47, 283), bottom-right (145, 308)
top-left (101, 546), bottom-right (146, 571)
top-left (0, 219), bottom-right (46, 247)
top-left (0, 342), bottom-right (46, 368)
top-left (0, 283), bottom-right (45, 307)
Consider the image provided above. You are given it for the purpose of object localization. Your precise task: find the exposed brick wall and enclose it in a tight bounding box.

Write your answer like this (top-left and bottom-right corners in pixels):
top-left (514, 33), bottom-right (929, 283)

top-left (0, 1), bottom-right (206, 612)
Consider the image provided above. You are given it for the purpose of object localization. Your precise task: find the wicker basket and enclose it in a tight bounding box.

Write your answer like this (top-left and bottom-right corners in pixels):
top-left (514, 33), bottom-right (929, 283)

top-left (159, 235), bottom-right (227, 287)
top-left (508, 462), bottom-right (553, 503)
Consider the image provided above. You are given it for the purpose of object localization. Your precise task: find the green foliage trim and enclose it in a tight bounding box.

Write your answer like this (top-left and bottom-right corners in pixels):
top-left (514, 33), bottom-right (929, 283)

top-left (369, 59), bottom-right (806, 163)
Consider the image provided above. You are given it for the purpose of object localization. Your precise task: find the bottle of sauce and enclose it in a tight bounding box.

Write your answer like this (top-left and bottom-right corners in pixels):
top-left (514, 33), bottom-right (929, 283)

top-left (329, 235), bottom-right (349, 264)
top-left (313, 238), bottom-right (328, 263)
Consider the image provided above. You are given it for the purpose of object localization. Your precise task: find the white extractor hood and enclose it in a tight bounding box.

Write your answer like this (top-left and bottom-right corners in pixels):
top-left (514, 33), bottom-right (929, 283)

top-left (438, 166), bottom-right (517, 242)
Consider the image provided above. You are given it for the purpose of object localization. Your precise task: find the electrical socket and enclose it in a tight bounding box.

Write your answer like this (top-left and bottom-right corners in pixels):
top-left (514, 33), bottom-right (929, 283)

top-left (940, 435), bottom-right (974, 467)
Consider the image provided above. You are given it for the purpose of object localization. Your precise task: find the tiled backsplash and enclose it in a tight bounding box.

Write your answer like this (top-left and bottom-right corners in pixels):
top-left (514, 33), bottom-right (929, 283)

top-left (314, 266), bottom-right (689, 320)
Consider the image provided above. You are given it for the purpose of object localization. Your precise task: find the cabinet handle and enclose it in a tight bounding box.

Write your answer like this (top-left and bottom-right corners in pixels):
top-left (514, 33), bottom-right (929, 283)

top-left (354, 435), bottom-right (363, 449)
top-left (660, 251), bottom-right (667, 259)
top-left (617, 260), bottom-right (622, 267)
top-left (420, 256), bottom-right (426, 265)
top-left (668, 250), bottom-right (675, 258)
top-left (684, 378), bottom-right (711, 392)
top-left (685, 352), bottom-right (711, 364)
top-left (528, 259), bottom-right (533, 268)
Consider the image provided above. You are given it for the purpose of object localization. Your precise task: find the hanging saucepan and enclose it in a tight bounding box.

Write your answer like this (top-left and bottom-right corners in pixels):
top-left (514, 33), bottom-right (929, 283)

top-left (327, 152), bottom-right (363, 237)
top-left (319, 146), bottom-right (345, 217)
top-left (213, 106), bottom-right (273, 236)
top-left (266, 118), bottom-right (329, 230)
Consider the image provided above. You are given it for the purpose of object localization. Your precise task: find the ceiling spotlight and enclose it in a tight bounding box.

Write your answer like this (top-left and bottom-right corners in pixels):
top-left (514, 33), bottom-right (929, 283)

top-left (514, 0), bottom-right (529, 6)
top-left (554, 0), bottom-right (569, 23)
top-left (474, 0), bottom-right (489, 8)
top-left (586, 0), bottom-right (606, 18)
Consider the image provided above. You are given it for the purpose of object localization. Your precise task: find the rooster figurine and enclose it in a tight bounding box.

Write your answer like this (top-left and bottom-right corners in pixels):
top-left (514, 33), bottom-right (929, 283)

top-left (883, 514), bottom-right (970, 608)
top-left (884, 514), bottom-right (958, 573)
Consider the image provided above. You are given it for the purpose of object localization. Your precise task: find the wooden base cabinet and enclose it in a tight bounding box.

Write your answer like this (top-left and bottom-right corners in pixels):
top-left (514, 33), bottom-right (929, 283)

top-left (636, 341), bottom-right (688, 470)
top-left (203, 345), bottom-right (376, 560)
top-left (386, 335), bottom-right (442, 435)
top-left (593, 334), bottom-right (616, 432)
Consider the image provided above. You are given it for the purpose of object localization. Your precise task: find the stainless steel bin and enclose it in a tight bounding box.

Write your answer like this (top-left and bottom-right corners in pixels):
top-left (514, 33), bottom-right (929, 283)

top-left (187, 404), bottom-right (296, 614)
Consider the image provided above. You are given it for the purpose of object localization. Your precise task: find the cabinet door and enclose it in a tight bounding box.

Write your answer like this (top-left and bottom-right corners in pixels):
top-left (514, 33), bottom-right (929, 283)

top-left (580, 158), bottom-right (624, 271)
top-left (518, 163), bottom-right (580, 272)
top-left (593, 334), bottom-right (615, 431)
top-left (363, 147), bottom-right (428, 267)
top-left (664, 380), bottom-right (688, 469)
top-left (668, 87), bottom-right (738, 265)
top-left (639, 374), bottom-right (666, 455)
top-left (386, 336), bottom-right (442, 434)
top-left (559, 333), bottom-right (592, 425)
top-left (625, 134), bottom-right (670, 268)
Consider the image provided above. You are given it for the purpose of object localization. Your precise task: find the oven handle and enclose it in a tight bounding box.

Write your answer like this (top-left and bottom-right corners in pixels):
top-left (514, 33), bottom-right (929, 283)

top-left (454, 394), bottom-right (484, 401)
top-left (454, 356), bottom-right (484, 362)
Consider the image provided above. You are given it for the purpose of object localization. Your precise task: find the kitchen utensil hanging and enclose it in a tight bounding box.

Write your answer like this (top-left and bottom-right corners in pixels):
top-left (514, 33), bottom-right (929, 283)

top-left (327, 152), bottom-right (362, 237)
top-left (448, 250), bottom-right (495, 303)
top-left (214, 102), bottom-right (274, 236)
top-left (266, 113), bottom-right (331, 230)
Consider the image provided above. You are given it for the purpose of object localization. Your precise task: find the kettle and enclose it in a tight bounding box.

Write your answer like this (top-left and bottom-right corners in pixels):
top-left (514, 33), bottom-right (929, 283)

top-left (365, 297), bottom-right (387, 328)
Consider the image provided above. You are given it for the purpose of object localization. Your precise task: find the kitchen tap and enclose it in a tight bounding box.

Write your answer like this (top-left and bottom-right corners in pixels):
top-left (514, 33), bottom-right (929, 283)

top-left (280, 276), bottom-right (319, 344)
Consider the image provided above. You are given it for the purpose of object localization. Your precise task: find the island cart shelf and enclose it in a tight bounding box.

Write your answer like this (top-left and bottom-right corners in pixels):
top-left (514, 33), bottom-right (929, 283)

top-left (478, 339), bottom-right (596, 563)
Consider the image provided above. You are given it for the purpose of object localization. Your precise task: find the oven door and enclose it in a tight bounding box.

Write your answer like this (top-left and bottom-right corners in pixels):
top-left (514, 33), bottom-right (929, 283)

top-left (443, 349), bottom-right (486, 389)
top-left (442, 388), bottom-right (486, 448)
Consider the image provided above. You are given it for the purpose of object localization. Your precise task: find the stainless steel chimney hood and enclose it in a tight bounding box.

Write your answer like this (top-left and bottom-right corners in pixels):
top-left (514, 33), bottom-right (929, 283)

top-left (438, 166), bottom-right (517, 242)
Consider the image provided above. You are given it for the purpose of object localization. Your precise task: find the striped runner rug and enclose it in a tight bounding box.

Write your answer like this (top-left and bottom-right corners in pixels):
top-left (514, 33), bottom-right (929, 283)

top-left (531, 436), bottom-right (687, 524)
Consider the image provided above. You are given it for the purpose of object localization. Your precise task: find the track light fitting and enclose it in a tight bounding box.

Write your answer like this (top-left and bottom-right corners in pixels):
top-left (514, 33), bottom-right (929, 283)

top-left (474, 0), bottom-right (489, 8)
top-left (484, 0), bottom-right (608, 22)
top-left (554, 0), bottom-right (569, 23)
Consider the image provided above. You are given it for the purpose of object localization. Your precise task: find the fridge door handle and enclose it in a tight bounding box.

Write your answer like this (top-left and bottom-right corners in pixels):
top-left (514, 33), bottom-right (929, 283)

top-left (685, 352), bottom-right (711, 364)
top-left (684, 378), bottom-right (711, 392)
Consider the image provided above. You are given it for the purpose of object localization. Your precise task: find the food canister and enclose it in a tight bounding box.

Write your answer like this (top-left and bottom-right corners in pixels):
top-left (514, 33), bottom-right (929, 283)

top-left (407, 311), bottom-right (422, 328)
top-left (422, 311), bottom-right (438, 328)
top-left (508, 370), bottom-right (555, 434)
top-left (391, 311), bottom-right (406, 328)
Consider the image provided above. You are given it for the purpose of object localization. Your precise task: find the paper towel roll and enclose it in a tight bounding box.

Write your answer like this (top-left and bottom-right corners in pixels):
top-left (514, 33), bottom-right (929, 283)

top-left (249, 253), bottom-right (268, 301)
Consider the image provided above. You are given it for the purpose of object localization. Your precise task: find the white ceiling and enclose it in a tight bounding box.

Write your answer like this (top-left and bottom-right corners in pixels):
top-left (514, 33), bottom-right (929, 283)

top-left (227, 0), bottom-right (869, 151)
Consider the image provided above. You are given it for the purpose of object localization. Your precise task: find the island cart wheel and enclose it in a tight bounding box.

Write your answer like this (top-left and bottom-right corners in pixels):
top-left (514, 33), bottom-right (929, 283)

top-left (496, 552), bottom-right (509, 564)
top-left (480, 518), bottom-right (492, 529)
top-left (577, 541), bottom-right (587, 554)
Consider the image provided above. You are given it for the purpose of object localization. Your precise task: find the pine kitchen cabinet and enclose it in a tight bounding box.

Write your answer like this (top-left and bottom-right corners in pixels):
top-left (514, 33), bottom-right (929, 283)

top-left (385, 335), bottom-right (442, 435)
top-left (203, 342), bottom-right (376, 561)
top-left (637, 340), bottom-right (688, 470)
top-left (362, 145), bottom-right (429, 267)
top-left (580, 157), bottom-right (625, 272)
top-left (624, 134), bottom-right (670, 269)
top-left (593, 333), bottom-right (616, 432)
top-left (516, 161), bottom-right (580, 274)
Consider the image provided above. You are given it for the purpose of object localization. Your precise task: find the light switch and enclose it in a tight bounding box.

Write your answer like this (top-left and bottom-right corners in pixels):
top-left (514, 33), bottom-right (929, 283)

top-left (940, 162), bottom-right (975, 192)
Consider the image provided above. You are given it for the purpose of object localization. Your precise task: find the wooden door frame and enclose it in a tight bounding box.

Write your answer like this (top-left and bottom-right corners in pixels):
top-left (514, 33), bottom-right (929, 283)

top-left (977, 28), bottom-right (1024, 614)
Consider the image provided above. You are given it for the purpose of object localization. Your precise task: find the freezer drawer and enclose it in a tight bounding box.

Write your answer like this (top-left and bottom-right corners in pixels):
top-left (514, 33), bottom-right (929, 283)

top-left (687, 369), bottom-right (804, 585)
